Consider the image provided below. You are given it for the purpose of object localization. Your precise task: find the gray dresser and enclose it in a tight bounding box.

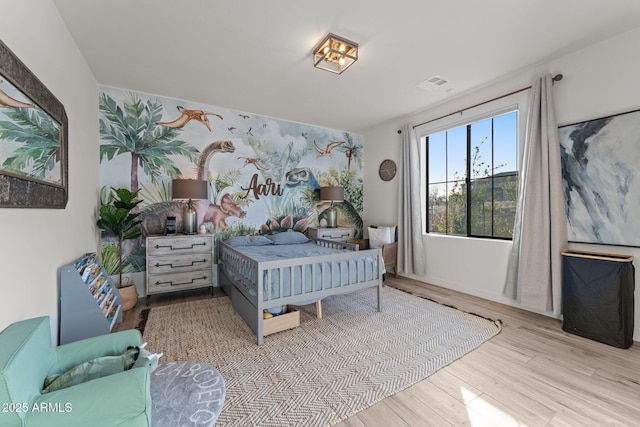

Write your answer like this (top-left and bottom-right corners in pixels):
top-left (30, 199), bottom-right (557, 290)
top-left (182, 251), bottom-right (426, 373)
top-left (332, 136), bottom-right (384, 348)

top-left (146, 234), bottom-right (216, 303)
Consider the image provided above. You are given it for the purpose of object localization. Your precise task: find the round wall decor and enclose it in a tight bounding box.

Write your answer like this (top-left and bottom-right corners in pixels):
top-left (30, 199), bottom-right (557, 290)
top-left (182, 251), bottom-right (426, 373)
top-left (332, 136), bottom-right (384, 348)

top-left (378, 159), bottom-right (397, 181)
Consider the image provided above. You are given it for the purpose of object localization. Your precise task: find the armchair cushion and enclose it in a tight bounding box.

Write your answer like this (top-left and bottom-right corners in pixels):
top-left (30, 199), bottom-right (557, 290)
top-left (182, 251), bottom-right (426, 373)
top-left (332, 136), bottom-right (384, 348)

top-left (26, 368), bottom-right (150, 427)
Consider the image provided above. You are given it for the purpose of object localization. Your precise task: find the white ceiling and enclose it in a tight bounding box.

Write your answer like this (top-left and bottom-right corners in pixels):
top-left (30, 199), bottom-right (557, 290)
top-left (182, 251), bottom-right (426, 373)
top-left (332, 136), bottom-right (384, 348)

top-left (53, 0), bottom-right (640, 133)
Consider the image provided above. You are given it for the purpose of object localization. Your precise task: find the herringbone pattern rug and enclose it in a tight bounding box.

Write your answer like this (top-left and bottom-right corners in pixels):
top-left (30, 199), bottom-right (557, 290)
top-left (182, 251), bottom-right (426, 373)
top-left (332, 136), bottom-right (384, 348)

top-left (141, 286), bottom-right (501, 426)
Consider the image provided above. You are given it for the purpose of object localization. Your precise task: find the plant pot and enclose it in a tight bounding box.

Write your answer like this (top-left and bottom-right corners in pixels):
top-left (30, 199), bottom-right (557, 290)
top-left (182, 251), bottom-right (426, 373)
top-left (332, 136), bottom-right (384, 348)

top-left (119, 285), bottom-right (139, 311)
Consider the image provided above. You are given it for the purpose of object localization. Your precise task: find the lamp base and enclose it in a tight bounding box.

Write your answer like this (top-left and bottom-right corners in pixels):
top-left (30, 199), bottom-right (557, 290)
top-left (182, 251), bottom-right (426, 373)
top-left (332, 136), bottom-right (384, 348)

top-left (326, 207), bottom-right (338, 228)
top-left (183, 206), bottom-right (197, 235)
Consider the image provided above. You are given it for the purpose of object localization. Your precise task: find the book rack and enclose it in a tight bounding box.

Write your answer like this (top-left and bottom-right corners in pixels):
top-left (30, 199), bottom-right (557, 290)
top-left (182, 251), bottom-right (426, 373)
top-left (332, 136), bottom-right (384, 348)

top-left (58, 253), bottom-right (123, 345)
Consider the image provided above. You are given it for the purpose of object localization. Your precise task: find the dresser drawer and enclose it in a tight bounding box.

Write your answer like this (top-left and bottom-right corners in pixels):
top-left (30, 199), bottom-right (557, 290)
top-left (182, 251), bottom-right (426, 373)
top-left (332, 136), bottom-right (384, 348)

top-left (148, 253), bottom-right (213, 275)
top-left (147, 235), bottom-right (212, 256)
top-left (147, 269), bottom-right (213, 295)
top-left (309, 227), bottom-right (354, 241)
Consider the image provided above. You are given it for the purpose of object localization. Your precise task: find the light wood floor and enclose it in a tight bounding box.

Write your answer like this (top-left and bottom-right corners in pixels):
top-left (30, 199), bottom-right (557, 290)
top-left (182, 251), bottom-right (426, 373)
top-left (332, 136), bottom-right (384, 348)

top-left (118, 277), bottom-right (640, 427)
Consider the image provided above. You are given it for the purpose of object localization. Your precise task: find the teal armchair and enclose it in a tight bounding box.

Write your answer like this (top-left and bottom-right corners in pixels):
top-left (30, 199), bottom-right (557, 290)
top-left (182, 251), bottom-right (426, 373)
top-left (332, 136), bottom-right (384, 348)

top-left (0, 316), bottom-right (151, 427)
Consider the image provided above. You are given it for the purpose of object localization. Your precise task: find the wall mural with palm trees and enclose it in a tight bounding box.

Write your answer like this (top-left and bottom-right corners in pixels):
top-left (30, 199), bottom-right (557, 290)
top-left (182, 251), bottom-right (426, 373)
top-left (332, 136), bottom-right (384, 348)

top-left (98, 86), bottom-right (364, 274)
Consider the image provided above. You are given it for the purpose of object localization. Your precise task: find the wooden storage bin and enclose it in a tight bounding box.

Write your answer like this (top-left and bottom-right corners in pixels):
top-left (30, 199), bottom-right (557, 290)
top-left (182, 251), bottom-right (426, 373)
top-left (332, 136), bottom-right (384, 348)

top-left (348, 239), bottom-right (369, 250)
top-left (263, 310), bottom-right (300, 336)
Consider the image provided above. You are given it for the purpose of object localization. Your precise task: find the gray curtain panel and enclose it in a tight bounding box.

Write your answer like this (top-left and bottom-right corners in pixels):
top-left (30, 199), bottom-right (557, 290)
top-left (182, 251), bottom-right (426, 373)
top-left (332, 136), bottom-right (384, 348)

top-left (505, 74), bottom-right (567, 314)
top-left (398, 124), bottom-right (426, 276)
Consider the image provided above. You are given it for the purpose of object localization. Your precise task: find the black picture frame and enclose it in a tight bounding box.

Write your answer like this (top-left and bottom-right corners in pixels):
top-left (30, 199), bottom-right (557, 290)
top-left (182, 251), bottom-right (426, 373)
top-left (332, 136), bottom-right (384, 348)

top-left (0, 40), bottom-right (68, 208)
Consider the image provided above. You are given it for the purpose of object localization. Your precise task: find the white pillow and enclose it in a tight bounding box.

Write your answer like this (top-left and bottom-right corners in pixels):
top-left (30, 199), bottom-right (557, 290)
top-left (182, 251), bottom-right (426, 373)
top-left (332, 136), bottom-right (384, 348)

top-left (368, 226), bottom-right (396, 249)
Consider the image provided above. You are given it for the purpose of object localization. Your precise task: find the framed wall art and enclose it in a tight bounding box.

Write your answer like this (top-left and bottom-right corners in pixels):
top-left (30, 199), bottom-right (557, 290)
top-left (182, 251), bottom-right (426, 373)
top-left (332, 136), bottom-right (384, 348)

top-left (559, 109), bottom-right (640, 247)
top-left (0, 40), bottom-right (68, 208)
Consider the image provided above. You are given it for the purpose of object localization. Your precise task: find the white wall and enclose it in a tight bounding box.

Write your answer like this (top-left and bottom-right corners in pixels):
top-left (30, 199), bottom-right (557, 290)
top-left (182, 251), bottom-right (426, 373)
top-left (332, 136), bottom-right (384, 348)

top-left (0, 1), bottom-right (99, 331)
top-left (362, 26), bottom-right (640, 340)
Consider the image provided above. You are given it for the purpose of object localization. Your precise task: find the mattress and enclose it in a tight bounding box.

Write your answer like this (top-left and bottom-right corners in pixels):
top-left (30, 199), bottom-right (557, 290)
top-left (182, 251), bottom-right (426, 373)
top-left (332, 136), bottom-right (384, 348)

top-left (223, 242), bottom-right (380, 302)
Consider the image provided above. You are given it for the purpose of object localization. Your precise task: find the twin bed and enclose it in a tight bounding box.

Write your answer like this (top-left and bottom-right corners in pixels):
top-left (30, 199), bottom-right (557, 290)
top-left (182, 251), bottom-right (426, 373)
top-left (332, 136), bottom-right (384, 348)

top-left (218, 231), bottom-right (384, 345)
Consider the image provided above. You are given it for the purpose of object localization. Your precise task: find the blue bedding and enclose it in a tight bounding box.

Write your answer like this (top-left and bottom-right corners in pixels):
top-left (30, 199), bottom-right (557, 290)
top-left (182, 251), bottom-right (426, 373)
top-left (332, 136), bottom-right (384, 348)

top-left (226, 242), bottom-right (380, 303)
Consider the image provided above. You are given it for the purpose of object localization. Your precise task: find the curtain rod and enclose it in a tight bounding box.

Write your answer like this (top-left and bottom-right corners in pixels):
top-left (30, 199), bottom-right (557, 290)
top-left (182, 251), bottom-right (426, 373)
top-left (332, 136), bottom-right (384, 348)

top-left (397, 74), bottom-right (563, 134)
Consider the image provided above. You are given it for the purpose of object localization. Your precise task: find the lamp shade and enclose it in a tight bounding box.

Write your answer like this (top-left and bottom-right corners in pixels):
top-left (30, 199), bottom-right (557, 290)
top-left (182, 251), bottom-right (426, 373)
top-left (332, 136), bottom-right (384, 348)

top-left (172, 179), bottom-right (208, 200)
top-left (320, 186), bottom-right (344, 202)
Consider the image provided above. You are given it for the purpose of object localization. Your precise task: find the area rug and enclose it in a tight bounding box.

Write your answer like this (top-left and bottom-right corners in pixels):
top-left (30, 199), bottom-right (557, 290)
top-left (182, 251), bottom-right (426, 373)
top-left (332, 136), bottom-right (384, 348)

top-left (140, 286), bottom-right (501, 426)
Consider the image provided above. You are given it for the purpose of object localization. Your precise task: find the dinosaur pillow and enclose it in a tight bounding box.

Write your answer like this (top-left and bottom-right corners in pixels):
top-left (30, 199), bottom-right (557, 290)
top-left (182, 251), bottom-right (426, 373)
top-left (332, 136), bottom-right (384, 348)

top-left (42, 346), bottom-right (161, 393)
top-left (266, 231), bottom-right (310, 245)
top-left (226, 235), bottom-right (273, 247)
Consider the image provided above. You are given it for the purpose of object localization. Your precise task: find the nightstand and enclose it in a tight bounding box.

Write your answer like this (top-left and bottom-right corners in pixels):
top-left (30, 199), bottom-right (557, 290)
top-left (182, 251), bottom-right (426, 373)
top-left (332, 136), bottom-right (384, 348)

top-left (146, 234), bottom-right (216, 304)
top-left (308, 227), bottom-right (354, 242)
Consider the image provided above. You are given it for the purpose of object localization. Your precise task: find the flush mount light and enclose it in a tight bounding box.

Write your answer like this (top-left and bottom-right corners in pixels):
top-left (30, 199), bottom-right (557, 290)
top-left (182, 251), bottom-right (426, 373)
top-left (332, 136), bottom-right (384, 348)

top-left (313, 33), bottom-right (358, 74)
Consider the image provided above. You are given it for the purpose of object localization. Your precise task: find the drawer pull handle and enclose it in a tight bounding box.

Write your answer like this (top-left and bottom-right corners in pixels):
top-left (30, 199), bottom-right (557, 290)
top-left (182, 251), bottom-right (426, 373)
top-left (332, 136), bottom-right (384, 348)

top-left (154, 259), bottom-right (207, 269)
top-left (154, 275), bottom-right (208, 287)
top-left (154, 242), bottom-right (207, 251)
top-left (321, 233), bottom-right (351, 238)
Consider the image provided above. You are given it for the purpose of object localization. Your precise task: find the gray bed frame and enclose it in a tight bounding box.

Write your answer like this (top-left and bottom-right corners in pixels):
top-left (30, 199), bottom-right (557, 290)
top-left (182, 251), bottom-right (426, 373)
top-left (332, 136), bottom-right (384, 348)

top-left (219, 238), bottom-right (384, 345)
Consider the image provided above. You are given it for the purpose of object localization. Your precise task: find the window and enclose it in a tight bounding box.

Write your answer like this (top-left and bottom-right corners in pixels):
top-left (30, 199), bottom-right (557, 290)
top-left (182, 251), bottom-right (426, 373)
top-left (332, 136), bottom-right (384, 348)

top-left (424, 110), bottom-right (519, 239)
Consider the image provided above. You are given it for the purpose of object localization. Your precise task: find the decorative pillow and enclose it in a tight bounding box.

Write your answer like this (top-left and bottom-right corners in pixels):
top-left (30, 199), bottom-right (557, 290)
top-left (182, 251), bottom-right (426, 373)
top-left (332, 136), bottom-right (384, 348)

top-left (225, 235), bottom-right (273, 247)
top-left (42, 346), bottom-right (161, 393)
top-left (266, 231), bottom-right (310, 245)
top-left (368, 226), bottom-right (396, 249)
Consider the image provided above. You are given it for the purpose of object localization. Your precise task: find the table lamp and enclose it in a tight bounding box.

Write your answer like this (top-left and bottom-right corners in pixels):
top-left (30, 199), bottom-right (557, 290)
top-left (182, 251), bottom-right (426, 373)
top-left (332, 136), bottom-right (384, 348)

top-left (172, 179), bottom-right (208, 234)
top-left (319, 186), bottom-right (344, 228)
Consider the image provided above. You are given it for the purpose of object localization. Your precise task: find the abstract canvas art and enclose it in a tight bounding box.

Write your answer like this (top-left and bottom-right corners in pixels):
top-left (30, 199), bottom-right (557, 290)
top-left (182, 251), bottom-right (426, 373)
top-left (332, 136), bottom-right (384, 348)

top-left (559, 109), bottom-right (640, 246)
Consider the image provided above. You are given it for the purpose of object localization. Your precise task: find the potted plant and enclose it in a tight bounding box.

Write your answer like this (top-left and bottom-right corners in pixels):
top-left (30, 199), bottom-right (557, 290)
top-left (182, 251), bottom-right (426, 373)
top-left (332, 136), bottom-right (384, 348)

top-left (97, 187), bottom-right (143, 310)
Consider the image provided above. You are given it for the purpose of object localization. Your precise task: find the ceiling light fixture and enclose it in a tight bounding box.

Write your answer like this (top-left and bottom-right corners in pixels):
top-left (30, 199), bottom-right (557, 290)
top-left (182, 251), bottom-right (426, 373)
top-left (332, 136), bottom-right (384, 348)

top-left (313, 33), bottom-right (358, 74)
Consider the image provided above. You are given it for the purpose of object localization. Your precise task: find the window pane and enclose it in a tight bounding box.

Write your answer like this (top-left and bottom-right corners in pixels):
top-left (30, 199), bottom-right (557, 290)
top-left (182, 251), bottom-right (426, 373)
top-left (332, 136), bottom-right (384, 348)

top-left (447, 126), bottom-right (467, 181)
top-left (470, 119), bottom-right (492, 179)
top-left (493, 172), bottom-right (518, 238)
top-left (493, 111), bottom-right (518, 175)
top-left (428, 132), bottom-right (447, 183)
top-left (470, 177), bottom-right (493, 237)
top-left (428, 183), bottom-right (447, 233)
top-left (446, 179), bottom-right (466, 235)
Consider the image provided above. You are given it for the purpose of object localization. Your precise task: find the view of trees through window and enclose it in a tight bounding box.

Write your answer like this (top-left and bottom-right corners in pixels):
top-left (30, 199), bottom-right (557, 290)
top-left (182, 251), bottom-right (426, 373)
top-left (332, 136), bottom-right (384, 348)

top-left (426, 111), bottom-right (518, 239)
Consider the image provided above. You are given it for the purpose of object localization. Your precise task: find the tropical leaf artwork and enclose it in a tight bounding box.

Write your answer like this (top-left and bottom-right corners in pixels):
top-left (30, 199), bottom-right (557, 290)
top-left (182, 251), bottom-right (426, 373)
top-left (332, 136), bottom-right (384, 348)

top-left (99, 92), bottom-right (200, 191)
top-left (0, 104), bottom-right (61, 184)
top-left (337, 132), bottom-right (363, 171)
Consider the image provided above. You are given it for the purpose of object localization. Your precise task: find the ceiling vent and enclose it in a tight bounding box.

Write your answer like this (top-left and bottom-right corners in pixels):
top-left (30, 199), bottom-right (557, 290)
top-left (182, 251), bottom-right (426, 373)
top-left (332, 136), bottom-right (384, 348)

top-left (418, 75), bottom-right (449, 91)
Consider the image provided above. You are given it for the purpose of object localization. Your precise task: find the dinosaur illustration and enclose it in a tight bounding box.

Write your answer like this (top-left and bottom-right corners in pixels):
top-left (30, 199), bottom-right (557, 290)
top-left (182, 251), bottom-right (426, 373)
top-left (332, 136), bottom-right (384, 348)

top-left (202, 193), bottom-right (247, 230)
top-left (238, 156), bottom-right (267, 171)
top-left (313, 140), bottom-right (344, 158)
top-left (156, 105), bottom-right (223, 131)
top-left (315, 200), bottom-right (364, 239)
top-left (140, 140), bottom-right (236, 235)
top-left (197, 140), bottom-right (236, 180)
top-left (0, 81), bottom-right (33, 108)
top-left (258, 214), bottom-right (310, 235)
top-left (284, 167), bottom-right (320, 190)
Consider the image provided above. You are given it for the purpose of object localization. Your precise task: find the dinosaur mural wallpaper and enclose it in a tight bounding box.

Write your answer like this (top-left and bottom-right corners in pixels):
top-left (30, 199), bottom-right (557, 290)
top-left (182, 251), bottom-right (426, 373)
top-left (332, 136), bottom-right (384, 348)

top-left (98, 86), bottom-right (364, 275)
